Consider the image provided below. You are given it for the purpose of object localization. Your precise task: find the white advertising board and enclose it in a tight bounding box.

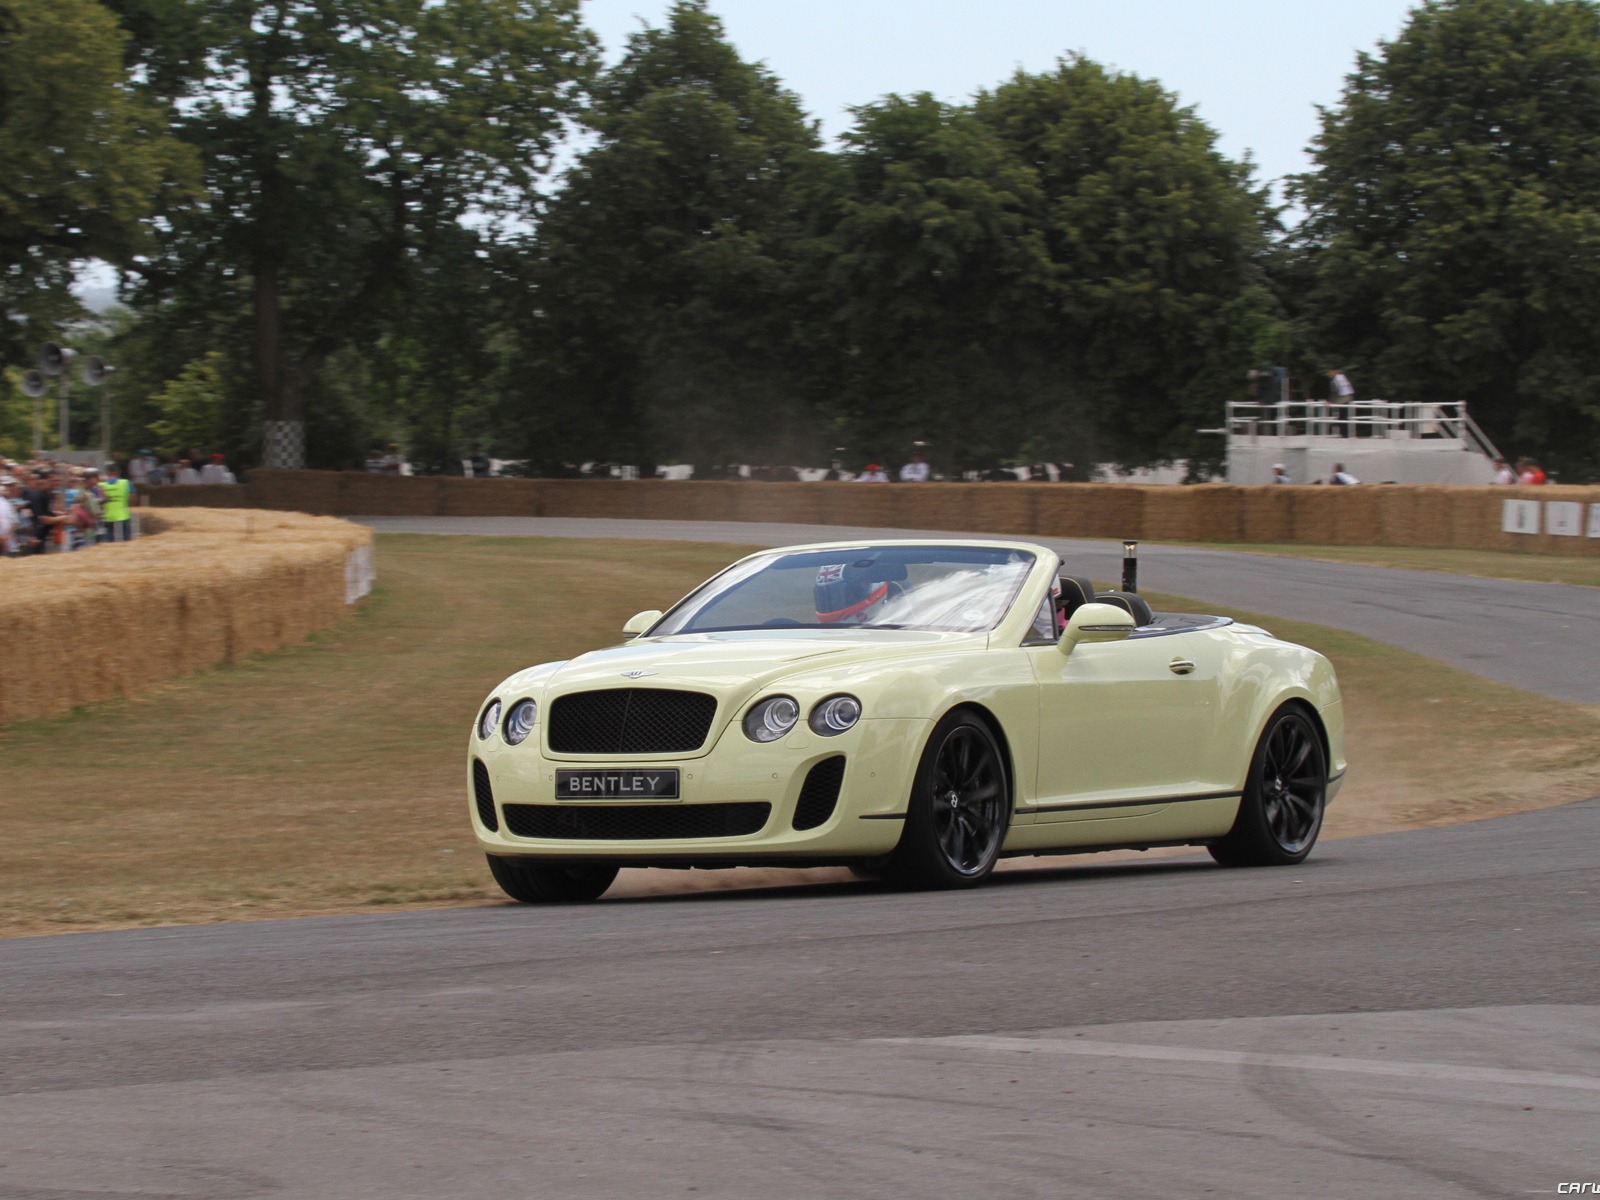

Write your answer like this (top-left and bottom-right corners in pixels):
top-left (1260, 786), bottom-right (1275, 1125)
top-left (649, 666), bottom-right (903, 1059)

top-left (1590, 503), bottom-right (1600, 538)
top-left (1502, 499), bottom-right (1540, 535)
top-left (1545, 501), bottom-right (1583, 537)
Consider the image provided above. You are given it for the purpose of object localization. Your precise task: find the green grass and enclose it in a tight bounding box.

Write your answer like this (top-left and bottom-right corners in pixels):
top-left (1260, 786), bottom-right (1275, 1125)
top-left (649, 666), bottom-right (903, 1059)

top-left (1173, 543), bottom-right (1600, 588)
top-left (3, 533), bottom-right (1597, 937)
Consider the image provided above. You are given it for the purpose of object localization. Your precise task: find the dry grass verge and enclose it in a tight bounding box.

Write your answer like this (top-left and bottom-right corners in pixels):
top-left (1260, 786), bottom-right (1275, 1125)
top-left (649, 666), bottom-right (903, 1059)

top-left (2, 534), bottom-right (1596, 936)
top-left (1171, 543), bottom-right (1600, 589)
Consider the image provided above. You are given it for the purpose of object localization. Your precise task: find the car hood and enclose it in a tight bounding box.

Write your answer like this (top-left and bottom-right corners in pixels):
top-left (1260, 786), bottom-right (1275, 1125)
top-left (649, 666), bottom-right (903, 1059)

top-left (542, 629), bottom-right (980, 692)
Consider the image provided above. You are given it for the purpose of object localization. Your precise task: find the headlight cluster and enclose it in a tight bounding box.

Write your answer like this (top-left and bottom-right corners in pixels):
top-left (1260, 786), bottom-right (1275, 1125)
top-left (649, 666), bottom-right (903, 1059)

top-left (477, 697), bottom-right (537, 745)
top-left (810, 694), bottom-right (862, 736)
top-left (743, 693), bottom-right (861, 742)
top-left (503, 700), bottom-right (538, 745)
top-left (477, 700), bottom-right (502, 742)
top-left (743, 695), bottom-right (801, 743)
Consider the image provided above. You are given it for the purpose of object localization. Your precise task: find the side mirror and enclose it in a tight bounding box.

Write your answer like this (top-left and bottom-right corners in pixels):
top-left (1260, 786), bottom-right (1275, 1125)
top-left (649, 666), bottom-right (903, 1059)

top-left (622, 610), bottom-right (663, 639)
top-left (1058, 602), bottom-right (1136, 656)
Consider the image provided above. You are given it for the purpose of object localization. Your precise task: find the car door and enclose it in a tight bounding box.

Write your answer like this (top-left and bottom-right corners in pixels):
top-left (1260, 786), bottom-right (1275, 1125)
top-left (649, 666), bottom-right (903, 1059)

top-left (1026, 629), bottom-right (1225, 820)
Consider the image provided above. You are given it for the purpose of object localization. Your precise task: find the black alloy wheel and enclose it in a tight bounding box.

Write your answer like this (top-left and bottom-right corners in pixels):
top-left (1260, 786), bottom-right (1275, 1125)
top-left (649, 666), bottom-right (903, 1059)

top-left (1209, 705), bottom-right (1327, 867)
top-left (887, 711), bottom-right (1011, 888)
top-left (486, 856), bottom-right (619, 903)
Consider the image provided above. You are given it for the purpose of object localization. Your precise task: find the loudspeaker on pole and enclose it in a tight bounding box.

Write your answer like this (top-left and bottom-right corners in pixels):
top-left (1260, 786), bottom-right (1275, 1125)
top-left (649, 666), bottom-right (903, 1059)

top-left (21, 369), bottom-right (48, 398)
top-left (81, 356), bottom-right (114, 386)
top-left (38, 342), bottom-right (76, 376)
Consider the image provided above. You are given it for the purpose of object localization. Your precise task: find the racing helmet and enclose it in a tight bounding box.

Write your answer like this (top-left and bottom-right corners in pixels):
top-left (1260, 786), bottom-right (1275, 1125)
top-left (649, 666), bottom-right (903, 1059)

top-left (814, 563), bottom-right (890, 624)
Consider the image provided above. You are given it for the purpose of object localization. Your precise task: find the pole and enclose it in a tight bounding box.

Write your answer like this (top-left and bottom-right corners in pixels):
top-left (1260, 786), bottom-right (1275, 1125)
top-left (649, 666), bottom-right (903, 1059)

top-left (57, 374), bottom-right (69, 451)
top-left (32, 392), bottom-right (42, 457)
top-left (1121, 540), bottom-right (1139, 593)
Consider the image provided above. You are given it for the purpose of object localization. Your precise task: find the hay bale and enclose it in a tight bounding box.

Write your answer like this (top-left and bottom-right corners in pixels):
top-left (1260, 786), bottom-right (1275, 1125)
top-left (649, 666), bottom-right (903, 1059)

top-left (1241, 487), bottom-right (1294, 543)
top-left (1141, 488), bottom-right (1196, 541)
top-left (0, 509), bottom-right (372, 727)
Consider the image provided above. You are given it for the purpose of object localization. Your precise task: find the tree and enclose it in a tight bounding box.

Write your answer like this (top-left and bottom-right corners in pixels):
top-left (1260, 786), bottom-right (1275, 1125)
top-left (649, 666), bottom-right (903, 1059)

top-left (111, 0), bottom-right (597, 467)
top-left (148, 351), bottom-right (228, 455)
top-left (813, 59), bottom-right (1274, 475)
top-left (976, 58), bottom-right (1275, 470)
top-left (0, 0), bottom-right (193, 361)
top-left (810, 93), bottom-right (1057, 472)
top-left (1296, 0), bottom-right (1600, 479)
top-left (513, 0), bottom-right (827, 470)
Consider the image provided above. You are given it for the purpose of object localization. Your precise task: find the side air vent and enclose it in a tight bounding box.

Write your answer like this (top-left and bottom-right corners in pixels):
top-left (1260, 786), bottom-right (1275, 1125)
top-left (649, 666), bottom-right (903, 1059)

top-left (472, 759), bottom-right (498, 832)
top-left (793, 756), bottom-right (846, 831)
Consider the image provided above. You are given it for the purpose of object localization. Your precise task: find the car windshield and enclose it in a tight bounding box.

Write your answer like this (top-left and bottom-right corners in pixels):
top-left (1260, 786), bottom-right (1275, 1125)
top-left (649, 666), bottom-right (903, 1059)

top-left (650, 546), bottom-right (1038, 635)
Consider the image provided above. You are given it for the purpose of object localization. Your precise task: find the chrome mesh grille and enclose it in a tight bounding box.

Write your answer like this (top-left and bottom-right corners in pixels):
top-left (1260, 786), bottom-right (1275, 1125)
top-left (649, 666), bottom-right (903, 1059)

top-left (547, 688), bottom-right (717, 754)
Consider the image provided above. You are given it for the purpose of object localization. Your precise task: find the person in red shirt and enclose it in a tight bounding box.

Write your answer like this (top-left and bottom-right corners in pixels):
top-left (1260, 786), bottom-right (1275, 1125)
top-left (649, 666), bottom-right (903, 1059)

top-left (1516, 457), bottom-right (1547, 485)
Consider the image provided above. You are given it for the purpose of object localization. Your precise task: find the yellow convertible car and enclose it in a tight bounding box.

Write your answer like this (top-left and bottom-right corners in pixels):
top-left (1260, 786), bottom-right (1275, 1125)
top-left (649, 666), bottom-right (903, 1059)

top-left (469, 540), bottom-right (1345, 902)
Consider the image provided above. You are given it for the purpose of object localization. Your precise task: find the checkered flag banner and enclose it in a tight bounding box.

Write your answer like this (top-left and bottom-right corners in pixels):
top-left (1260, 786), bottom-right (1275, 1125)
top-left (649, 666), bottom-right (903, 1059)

top-left (263, 420), bottom-right (305, 469)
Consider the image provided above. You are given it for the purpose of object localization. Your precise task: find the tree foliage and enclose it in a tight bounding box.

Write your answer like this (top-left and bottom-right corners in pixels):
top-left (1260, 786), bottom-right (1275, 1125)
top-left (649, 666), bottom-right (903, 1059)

top-left (148, 351), bottom-right (228, 455)
top-left (0, 0), bottom-right (193, 359)
top-left (809, 59), bottom-right (1274, 473)
top-left (111, 0), bottom-right (597, 467)
top-left (1297, 0), bottom-right (1600, 478)
top-left (511, 0), bottom-right (826, 470)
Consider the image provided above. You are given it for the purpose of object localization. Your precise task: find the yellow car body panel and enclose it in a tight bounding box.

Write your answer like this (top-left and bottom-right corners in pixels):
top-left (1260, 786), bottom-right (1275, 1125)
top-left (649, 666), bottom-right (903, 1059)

top-left (469, 539), bottom-right (1345, 866)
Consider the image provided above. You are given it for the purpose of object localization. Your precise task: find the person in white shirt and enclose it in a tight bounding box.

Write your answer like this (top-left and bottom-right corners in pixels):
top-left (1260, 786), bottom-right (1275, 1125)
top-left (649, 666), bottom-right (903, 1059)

top-left (0, 476), bottom-right (18, 554)
top-left (898, 452), bottom-right (930, 482)
top-left (1271, 463), bottom-right (1291, 484)
top-left (1329, 462), bottom-right (1360, 485)
top-left (1492, 458), bottom-right (1516, 484)
top-left (129, 450), bottom-right (154, 486)
top-left (175, 458), bottom-right (203, 485)
top-left (857, 463), bottom-right (889, 483)
top-left (199, 454), bottom-right (236, 484)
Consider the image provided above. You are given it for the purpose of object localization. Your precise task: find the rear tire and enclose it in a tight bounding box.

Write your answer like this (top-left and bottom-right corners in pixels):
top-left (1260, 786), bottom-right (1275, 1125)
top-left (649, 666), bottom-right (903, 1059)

top-left (486, 856), bottom-right (618, 903)
top-left (884, 711), bottom-right (1011, 889)
top-left (1209, 705), bottom-right (1326, 868)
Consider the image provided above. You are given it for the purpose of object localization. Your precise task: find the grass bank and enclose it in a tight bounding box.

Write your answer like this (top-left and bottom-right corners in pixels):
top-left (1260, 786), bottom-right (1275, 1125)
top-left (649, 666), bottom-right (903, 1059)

top-left (4, 534), bottom-right (1597, 936)
top-left (1177, 543), bottom-right (1600, 588)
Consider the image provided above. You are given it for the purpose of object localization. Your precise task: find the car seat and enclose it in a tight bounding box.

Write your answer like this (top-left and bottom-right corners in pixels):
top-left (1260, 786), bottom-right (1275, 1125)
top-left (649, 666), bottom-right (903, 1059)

top-left (1056, 573), bottom-right (1096, 623)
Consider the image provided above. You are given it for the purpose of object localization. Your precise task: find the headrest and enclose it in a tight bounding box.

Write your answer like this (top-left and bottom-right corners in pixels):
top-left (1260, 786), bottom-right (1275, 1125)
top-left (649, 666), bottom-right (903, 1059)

top-left (1093, 590), bottom-right (1154, 627)
top-left (1056, 573), bottom-right (1096, 620)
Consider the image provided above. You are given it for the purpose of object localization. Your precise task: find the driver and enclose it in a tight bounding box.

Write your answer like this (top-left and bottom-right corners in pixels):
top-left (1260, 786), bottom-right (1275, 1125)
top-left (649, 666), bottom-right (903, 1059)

top-left (814, 563), bottom-right (890, 625)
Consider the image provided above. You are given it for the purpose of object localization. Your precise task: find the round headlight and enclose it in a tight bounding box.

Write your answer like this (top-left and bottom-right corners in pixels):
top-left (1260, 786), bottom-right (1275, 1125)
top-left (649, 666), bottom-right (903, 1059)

top-left (810, 694), bottom-right (862, 736)
top-left (477, 699), bottom-right (502, 741)
top-left (743, 695), bottom-right (799, 743)
top-left (503, 699), bottom-right (537, 746)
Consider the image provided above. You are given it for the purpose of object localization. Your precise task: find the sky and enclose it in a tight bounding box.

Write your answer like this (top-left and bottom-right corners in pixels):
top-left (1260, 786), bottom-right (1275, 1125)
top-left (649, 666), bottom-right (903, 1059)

top-left (581, 0), bottom-right (1420, 192)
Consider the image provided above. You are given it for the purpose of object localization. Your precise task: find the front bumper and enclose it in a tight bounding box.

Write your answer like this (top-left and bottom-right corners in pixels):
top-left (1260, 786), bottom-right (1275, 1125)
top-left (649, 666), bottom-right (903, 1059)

top-left (470, 717), bottom-right (929, 863)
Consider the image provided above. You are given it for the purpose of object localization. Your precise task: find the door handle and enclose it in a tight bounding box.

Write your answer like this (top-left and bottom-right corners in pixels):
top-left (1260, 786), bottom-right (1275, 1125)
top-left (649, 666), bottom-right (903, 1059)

top-left (1168, 658), bottom-right (1196, 675)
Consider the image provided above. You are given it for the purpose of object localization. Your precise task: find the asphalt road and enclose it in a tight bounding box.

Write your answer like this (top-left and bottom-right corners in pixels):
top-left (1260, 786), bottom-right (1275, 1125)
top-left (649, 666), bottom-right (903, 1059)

top-left (4, 514), bottom-right (1594, 1198)
top-left (364, 515), bottom-right (1600, 704)
top-left (2, 800), bottom-right (1596, 1199)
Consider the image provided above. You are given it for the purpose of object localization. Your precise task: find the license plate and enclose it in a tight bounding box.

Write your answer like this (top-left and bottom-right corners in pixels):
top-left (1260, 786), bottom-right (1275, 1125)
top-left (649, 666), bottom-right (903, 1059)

top-left (555, 769), bottom-right (680, 800)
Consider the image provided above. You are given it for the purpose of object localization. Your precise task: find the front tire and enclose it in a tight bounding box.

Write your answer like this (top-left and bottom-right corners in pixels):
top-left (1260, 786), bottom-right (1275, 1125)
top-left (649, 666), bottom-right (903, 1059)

top-left (487, 856), bottom-right (618, 903)
top-left (885, 711), bottom-right (1011, 889)
top-left (1209, 705), bottom-right (1326, 867)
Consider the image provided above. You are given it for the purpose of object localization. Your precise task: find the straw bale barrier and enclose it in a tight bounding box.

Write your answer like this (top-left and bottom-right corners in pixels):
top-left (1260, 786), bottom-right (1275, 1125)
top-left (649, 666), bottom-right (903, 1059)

top-left (0, 509), bottom-right (373, 727)
top-left (147, 470), bottom-right (1600, 557)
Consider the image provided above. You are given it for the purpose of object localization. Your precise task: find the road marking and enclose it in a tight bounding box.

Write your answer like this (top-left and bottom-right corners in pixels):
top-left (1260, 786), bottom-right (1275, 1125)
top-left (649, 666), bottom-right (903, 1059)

top-left (874, 1035), bottom-right (1600, 1093)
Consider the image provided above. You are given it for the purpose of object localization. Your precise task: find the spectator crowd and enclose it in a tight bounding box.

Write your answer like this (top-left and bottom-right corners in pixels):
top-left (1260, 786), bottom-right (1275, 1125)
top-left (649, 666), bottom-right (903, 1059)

top-left (1, 449), bottom-right (236, 558)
